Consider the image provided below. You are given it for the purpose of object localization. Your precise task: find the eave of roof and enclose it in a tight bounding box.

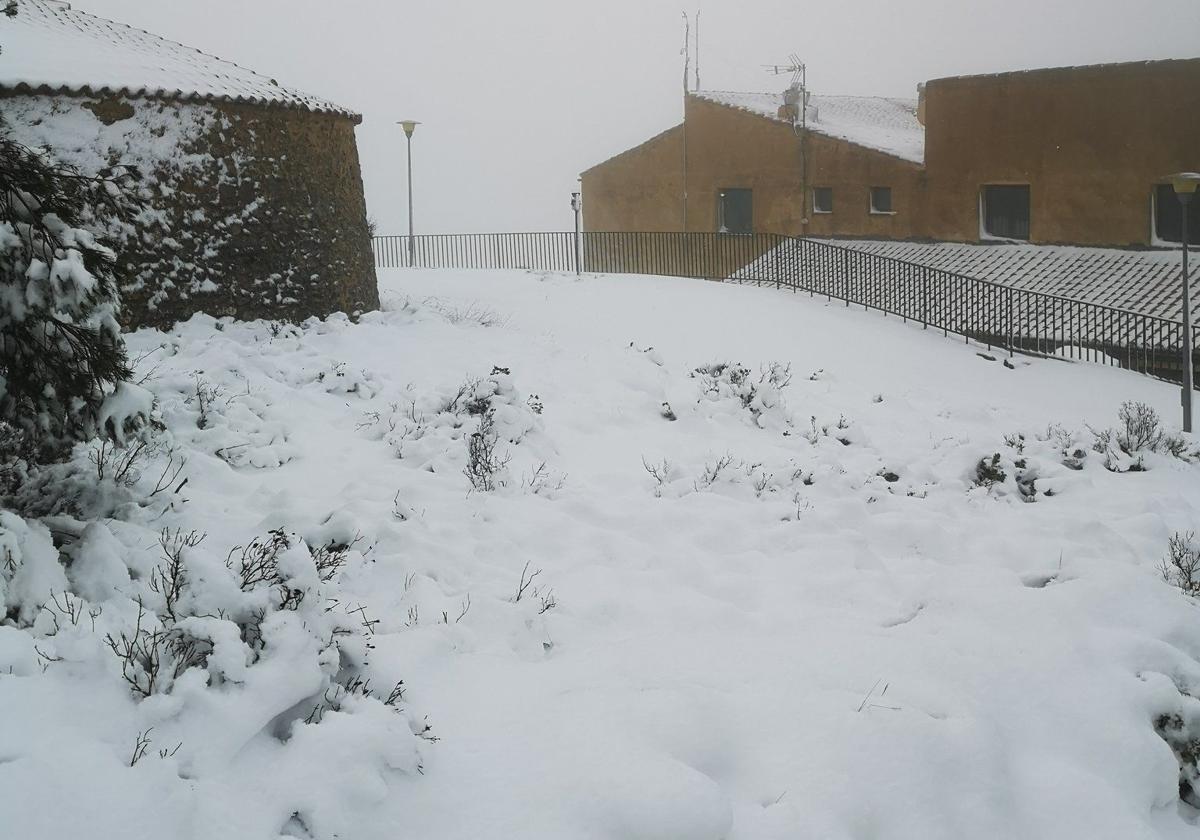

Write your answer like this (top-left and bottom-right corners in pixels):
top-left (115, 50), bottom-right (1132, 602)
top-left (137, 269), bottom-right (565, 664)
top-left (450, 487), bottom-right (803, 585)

top-left (581, 123), bottom-right (683, 177)
top-left (925, 55), bottom-right (1200, 87)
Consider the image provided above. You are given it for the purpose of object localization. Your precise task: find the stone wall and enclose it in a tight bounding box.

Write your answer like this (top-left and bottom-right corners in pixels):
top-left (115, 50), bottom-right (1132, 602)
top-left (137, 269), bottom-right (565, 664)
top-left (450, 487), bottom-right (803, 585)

top-left (1, 92), bottom-right (379, 329)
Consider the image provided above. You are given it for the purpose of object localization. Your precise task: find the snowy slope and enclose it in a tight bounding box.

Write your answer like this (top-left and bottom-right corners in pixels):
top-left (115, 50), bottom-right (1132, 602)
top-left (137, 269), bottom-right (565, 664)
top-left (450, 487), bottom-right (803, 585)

top-left (3, 268), bottom-right (1200, 839)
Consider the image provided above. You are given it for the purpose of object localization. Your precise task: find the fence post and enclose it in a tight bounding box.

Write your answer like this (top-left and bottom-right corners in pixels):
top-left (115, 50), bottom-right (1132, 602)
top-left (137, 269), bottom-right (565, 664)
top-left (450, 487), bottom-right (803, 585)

top-left (773, 235), bottom-right (780, 290)
top-left (921, 267), bottom-right (929, 329)
top-left (1006, 288), bottom-right (1014, 357)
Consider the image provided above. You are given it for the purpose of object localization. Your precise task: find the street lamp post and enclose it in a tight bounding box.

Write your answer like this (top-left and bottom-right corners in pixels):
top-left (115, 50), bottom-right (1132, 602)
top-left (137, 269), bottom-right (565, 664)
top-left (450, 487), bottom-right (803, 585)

top-left (1168, 172), bottom-right (1200, 433)
top-left (571, 191), bottom-right (582, 278)
top-left (398, 120), bottom-right (421, 267)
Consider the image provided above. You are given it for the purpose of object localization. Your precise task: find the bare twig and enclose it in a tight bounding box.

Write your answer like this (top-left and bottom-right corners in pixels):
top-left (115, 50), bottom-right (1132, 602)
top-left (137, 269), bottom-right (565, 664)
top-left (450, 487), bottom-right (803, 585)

top-left (513, 560), bottom-right (542, 603)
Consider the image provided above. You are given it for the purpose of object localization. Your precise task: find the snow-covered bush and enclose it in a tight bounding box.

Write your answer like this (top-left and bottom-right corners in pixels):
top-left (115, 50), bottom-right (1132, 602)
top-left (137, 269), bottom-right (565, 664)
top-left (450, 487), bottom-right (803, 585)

top-left (315, 360), bottom-right (380, 399)
top-left (1155, 708), bottom-right (1200, 809)
top-left (1116, 400), bottom-right (1165, 454)
top-left (691, 361), bottom-right (792, 430)
top-left (973, 453), bottom-right (1007, 488)
top-left (170, 373), bottom-right (296, 469)
top-left (970, 448), bottom-right (1043, 501)
top-left (464, 409), bottom-right (511, 492)
top-left (359, 366), bottom-right (544, 484)
top-left (421, 297), bottom-right (507, 328)
top-left (0, 510), bottom-right (67, 626)
top-left (802, 413), bottom-right (856, 447)
top-left (1159, 531), bottom-right (1200, 597)
top-left (0, 130), bottom-right (148, 483)
top-left (1091, 401), bottom-right (1194, 471)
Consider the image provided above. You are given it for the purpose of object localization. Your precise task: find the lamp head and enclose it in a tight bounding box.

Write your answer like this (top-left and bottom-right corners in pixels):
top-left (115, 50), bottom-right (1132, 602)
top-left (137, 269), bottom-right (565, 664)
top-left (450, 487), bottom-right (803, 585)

top-left (1167, 172), bottom-right (1200, 195)
top-left (398, 120), bottom-right (421, 138)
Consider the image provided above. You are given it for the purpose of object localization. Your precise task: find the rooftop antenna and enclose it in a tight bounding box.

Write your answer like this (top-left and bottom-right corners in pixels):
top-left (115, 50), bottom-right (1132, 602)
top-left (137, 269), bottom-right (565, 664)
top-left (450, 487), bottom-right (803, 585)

top-left (765, 53), bottom-right (808, 127)
top-left (765, 54), bottom-right (810, 227)
top-left (765, 53), bottom-right (806, 91)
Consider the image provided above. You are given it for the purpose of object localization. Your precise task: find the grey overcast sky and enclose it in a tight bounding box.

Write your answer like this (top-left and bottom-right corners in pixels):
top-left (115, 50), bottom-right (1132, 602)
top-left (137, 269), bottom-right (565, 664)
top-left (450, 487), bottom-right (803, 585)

top-left (78, 0), bottom-right (1200, 235)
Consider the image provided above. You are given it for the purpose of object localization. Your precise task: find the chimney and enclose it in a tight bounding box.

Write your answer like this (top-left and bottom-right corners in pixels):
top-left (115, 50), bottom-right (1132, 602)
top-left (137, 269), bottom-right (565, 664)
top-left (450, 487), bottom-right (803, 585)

top-left (916, 82), bottom-right (926, 126)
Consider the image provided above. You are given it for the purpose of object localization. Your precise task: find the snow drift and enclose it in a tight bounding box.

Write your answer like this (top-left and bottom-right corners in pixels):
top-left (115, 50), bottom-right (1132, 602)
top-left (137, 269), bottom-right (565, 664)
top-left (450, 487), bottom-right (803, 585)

top-left (2, 267), bottom-right (1200, 839)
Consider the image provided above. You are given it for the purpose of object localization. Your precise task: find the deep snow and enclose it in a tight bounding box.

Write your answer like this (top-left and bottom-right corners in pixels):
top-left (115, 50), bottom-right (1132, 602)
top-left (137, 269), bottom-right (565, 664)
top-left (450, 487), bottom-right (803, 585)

top-left (3, 267), bottom-right (1200, 839)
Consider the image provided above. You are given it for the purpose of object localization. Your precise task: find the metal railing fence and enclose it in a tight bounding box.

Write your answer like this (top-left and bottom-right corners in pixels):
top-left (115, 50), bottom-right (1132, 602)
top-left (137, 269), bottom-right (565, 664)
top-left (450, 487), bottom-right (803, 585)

top-left (372, 231), bottom-right (1199, 386)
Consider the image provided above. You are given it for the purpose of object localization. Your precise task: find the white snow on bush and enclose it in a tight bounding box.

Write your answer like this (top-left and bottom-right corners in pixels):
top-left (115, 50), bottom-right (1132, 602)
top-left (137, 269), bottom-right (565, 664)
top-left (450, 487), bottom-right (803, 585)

top-left (3, 267), bottom-right (1200, 838)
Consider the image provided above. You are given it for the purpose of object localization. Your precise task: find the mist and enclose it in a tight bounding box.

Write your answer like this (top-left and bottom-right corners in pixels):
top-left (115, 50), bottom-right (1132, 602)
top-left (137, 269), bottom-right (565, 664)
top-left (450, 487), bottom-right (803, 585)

top-left (78, 0), bottom-right (1200, 236)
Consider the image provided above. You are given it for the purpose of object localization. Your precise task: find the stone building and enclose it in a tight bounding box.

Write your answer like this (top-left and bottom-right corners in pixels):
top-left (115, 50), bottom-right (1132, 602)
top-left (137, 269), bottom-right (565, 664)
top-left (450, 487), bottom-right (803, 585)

top-left (582, 57), bottom-right (1200, 249)
top-left (0, 0), bottom-right (378, 329)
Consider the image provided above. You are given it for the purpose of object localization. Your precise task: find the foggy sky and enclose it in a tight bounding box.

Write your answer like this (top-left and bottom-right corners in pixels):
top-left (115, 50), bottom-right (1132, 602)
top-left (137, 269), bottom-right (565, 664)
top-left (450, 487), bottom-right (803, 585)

top-left (77, 0), bottom-right (1200, 236)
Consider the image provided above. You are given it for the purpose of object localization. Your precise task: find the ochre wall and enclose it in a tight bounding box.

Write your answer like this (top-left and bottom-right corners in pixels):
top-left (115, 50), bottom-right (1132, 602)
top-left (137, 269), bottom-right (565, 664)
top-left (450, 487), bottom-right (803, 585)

top-left (1, 92), bottom-right (379, 329)
top-left (583, 96), bottom-right (926, 239)
top-left (922, 58), bottom-right (1200, 246)
top-left (802, 133), bottom-right (926, 239)
top-left (678, 96), bottom-right (804, 234)
top-left (581, 125), bottom-right (685, 232)
top-left (583, 58), bottom-right (1200, 248)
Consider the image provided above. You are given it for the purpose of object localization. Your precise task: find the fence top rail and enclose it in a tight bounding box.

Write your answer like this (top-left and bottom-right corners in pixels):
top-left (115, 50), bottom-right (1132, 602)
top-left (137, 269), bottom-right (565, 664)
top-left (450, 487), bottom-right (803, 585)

top-left (376, 231), bottom-right (574, 240)
top-left (373, 231), bottom-right (1190, 330)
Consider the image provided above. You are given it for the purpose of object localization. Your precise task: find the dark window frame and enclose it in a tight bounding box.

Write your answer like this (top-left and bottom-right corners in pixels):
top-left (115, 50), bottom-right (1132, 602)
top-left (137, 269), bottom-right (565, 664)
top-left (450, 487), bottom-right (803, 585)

top-left (813, 186), bottom-right (833, 214)
top-left (869, 186), bottom-right (894, 215)
top-left (981, 184), bottom-right (1031, 241)
top-left (717, 187), bottom-right (753, 235)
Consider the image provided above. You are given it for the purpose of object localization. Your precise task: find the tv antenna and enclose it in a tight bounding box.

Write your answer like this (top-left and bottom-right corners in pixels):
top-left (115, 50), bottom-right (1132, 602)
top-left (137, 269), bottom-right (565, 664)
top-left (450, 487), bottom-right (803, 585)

top-left (765, 53), bottom-right (811, 226)
top-left (765, 53), bottom-right (806, 89)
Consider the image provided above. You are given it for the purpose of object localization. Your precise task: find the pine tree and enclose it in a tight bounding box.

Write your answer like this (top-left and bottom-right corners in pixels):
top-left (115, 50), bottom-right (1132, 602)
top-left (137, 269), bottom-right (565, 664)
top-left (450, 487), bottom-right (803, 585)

top-left (0, 126), bottom-right (146, 478)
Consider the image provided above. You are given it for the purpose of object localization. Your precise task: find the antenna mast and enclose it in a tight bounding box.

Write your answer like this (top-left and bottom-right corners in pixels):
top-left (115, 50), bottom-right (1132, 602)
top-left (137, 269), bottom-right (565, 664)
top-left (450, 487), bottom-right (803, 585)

top-left (765, 54), bottom-right (807, 132)
top-left (766, 54), bottom-right (810, 228)
top-left (694, 10), bottom-right (700, 90)
top-left (681, 12), bottom-right (691, 95)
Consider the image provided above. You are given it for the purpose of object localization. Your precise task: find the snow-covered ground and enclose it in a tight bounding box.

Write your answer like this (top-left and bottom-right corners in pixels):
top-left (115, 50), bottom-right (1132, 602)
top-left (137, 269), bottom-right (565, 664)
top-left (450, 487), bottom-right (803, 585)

top-left (4, 268), bottom-right (1200, 839)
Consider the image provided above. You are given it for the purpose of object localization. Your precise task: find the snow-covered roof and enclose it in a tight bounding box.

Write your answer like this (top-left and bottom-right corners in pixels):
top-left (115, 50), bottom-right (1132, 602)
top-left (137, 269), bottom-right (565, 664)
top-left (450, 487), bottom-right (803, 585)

top-left (925, 55), bottom-right (1200, 86)
top-left (692, 90), bottom-right (925, 165)
top-left (830, 238), bottom-right (1198, 323)
top-left (0, 0), bottom-right (358, 119)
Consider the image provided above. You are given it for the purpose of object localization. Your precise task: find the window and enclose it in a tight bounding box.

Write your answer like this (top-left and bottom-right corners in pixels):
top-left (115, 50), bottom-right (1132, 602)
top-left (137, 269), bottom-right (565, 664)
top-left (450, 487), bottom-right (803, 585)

top-left (1153, 184), bottom-right (1200, 245)
top-left (813, 187), bottom-right (833, 214)
top-left (717, 188), bottom-right (753, 234)
top-left (869, 186), bottom-right (893, 214)
top-left (982, 185), bottom-right (1030, 240)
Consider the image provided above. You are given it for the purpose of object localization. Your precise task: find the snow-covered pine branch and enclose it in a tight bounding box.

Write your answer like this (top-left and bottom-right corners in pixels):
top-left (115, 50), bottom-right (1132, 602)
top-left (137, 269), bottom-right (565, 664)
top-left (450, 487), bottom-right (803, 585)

top-left (0, 126), bottom-right (148, 481)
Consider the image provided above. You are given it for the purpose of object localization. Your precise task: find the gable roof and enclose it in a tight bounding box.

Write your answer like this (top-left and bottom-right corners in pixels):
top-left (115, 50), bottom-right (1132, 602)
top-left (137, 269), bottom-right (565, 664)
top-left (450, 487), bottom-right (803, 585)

top-left (581, 123), bottom-right (683, 177)
top-left (0, 0), bottom-right (358, 120)
top-left (691, 90), bottom-right (924, 165)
